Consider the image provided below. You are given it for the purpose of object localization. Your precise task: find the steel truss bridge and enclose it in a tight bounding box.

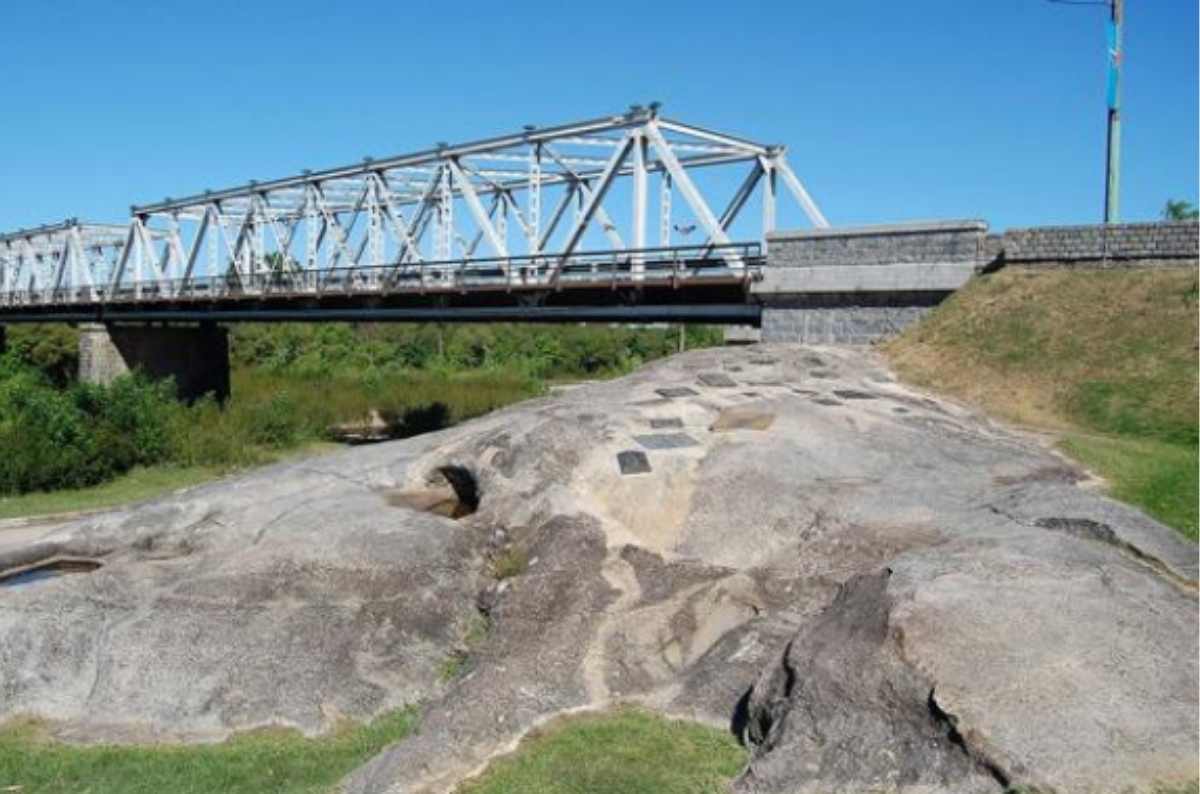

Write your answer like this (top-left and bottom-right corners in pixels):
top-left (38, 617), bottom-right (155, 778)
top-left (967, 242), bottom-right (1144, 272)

top-left (0, 107), bottom-right (827, 324)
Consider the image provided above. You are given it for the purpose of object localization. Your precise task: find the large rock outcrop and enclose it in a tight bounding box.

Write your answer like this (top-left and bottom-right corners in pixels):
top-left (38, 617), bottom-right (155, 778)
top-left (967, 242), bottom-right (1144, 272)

top-left (0, 345), bottom-right (1194, 793)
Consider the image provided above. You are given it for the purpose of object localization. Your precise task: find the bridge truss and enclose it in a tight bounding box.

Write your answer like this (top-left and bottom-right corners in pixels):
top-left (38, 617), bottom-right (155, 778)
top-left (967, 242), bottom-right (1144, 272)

top-left (0, 107), bottom-right (827, 317)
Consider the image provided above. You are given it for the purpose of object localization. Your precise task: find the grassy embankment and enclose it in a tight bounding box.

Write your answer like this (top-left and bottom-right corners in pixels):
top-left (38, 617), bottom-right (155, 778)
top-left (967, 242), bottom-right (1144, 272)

top-left (0, 709), bottom-right (416, 794)
top-left (885, 267), bottom-right (1199, 540)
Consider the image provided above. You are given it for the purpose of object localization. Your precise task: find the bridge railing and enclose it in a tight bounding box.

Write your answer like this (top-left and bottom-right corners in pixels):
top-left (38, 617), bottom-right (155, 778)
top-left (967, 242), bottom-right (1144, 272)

top-left (0, 243), bottom-right (762, 308)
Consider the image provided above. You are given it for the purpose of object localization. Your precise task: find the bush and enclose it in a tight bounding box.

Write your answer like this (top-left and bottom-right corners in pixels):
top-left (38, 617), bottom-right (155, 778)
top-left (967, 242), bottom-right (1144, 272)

top-left (241, 392), bottom-right (303, 449)
top-left (0, 372), bottom-right (105, 493)
top-left (0, 322), bottom-right (721, 498)
top-left (0, 324), bottom-right (80, 386)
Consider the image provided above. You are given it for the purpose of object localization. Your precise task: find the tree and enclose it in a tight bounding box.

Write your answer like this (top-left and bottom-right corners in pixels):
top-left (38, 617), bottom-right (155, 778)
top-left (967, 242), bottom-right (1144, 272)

top-left (1162, 199), bottom-right (1199, 221)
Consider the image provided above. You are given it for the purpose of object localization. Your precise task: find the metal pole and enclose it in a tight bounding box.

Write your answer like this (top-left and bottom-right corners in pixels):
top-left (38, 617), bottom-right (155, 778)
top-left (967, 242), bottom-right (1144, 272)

top-left (1104, 0), bottom-right (1123, 224)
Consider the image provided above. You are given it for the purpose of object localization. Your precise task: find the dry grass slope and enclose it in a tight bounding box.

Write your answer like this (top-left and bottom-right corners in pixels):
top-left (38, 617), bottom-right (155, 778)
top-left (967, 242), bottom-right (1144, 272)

top-left (885, 266), bottom-right (1199, 539)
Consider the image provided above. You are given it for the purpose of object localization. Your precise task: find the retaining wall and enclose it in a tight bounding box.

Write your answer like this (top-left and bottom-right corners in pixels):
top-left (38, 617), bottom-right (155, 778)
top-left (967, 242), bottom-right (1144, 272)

top-left (755, 220), bottom-right (986, 344)
top-left (997, 221), bottom-right (1198, 267)
top-left (750, 219), bottom-right (1197, 345)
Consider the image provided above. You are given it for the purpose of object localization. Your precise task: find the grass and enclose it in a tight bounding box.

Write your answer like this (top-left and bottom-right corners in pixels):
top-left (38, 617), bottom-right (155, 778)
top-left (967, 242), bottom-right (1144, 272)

top-left (0, 442), bottom-right (341, 522)
top-left (885, 267), bottom-right (1199, 539)
top-left (1062, 434), bottom-right (1199, 541)
top-left (456, 707), bottom-right (747, 794)
top-left (0, 464), bottom-right (224, 521)
top-left (490, 547), bottom-right (529, 580)
top-left (0, 708), bottom-right (417, 794)
top-left (439, 614), bottom-right (492, 683)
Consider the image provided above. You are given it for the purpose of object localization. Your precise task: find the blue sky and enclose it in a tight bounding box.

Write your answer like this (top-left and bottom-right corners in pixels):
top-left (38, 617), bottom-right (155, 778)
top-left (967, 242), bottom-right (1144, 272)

top-left (1, 0), bottom-right (1195, 233)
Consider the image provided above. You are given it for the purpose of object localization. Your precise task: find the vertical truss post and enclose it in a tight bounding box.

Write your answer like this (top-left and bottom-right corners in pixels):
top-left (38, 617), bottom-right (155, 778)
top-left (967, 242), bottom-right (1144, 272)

top-left (529, 143), bottom-right (541, 254)
top-left (497, 195), bottom-right (508, 251)
top-left (133, 219), bottom-right (145, 299)
top-left (164, 214), bottom-right (187, 296)
top-left (631, 130), bottom-right (648, 280)
top-left (250, 203), bottom-right (265, 283)
top-left (368, 186), bottom-right (383, 282)
top-left (437, 168), bottom-right (453, 261)
top-left (304, 191), bottom-right (318, 280)
top-left (659, 172), bottom-right (672, 247)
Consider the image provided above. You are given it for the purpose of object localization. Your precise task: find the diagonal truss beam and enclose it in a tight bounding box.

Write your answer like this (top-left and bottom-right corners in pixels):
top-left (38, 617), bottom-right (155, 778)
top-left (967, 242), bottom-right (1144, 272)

top-left (552, 132), bottom-right (635, 282)
top-left (1, 110), bottom-right (832, 307)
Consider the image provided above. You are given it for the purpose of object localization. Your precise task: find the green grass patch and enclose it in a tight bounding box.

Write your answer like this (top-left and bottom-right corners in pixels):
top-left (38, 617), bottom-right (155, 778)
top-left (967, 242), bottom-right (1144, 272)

top-left (0, 708), bottom-right (416, 794)
top-left (1062, 434), bottom-right (1199, 541)
top-left (0, 442), bottom-right (340, 522)
top-left (490, 547), bottom-right (529, 580)
top-left (0, 464), bottom-right (224, 521)
top-left (456, 708), bottom-right (746, 794)
top-left (886, 267), bottom-right (1199, 539)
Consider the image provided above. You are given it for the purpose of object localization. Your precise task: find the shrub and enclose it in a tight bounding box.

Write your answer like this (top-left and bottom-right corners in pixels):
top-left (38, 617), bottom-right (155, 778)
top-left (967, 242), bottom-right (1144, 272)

top-left (240, 392), bottom-right (303, 449)
top-left (0, 372), bottom-right (105, 493)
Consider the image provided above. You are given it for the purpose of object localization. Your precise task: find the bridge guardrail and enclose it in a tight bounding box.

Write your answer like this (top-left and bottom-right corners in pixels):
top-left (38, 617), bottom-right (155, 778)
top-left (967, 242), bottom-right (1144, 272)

top-left (0, 243), bottom-right (762, 309)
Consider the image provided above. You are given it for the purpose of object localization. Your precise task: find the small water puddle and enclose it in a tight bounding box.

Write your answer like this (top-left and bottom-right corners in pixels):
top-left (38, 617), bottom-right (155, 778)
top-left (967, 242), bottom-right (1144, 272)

top-left (0, 559), bottom-right (101, 589)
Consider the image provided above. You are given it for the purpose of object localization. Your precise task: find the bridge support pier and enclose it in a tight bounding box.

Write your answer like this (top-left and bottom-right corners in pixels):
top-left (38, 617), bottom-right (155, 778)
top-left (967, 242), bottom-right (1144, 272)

top-left (78, 322), bottom-right (230, 403)
top-left (753, 221), bottom-right (987, 344)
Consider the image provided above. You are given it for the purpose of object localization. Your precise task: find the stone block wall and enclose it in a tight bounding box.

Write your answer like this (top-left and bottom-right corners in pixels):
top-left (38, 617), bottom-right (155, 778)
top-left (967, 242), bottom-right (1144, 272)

top-left (752, 219), bottom-right (1197, 345)
top-left (756, 221), bottom-right (987, 344)
top-left (766, 220), bottom-right (989, 269)
top-left (998, 221), bottom-right (1198, 267)
top-left (759, 292), bottom-right (943, 345)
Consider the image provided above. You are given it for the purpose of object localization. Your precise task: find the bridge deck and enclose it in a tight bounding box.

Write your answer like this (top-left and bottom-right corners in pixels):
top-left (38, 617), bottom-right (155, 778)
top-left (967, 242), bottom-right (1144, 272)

top-left (0, 245), bottom-right (763, 324)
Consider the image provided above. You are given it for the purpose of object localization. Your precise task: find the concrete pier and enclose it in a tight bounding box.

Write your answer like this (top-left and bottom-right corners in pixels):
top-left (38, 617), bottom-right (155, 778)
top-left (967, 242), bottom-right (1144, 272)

top-left (78, 322), bottom-right (230, 402)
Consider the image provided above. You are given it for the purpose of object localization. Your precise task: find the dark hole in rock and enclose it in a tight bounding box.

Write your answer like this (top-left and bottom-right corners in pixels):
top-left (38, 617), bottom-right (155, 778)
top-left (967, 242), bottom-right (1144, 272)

top-left (812, 397), bottom-right (843, 407)
top-left (438, 465), bottom-right (480, 514)
top-left (630, 397), bottom-right (673, 407)
top-left (1033, 517), bottom-right (1117, 544)
top-left (656, 386), bottom-right (699, 399)
top-left (649, 417), bottom-right (684, 429)
top-left (809, 370), bottom-right (836, 379)
top-left (698, 372), bottom-right (738, 388)
top-left (994, 467), bottom-right (1083, 486)
top-left (634, 432), bottom-right (700, 450)
top-left (730, 686), bottom-right (753, 745)
top-left (617, 450), bottom-right (652, 475)
top-left (833, 390), bottom-right (877, 400)
top-left (0, 558), bottom-right (102, 589)
top-left (386, 465), bottom-right (480, 519)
